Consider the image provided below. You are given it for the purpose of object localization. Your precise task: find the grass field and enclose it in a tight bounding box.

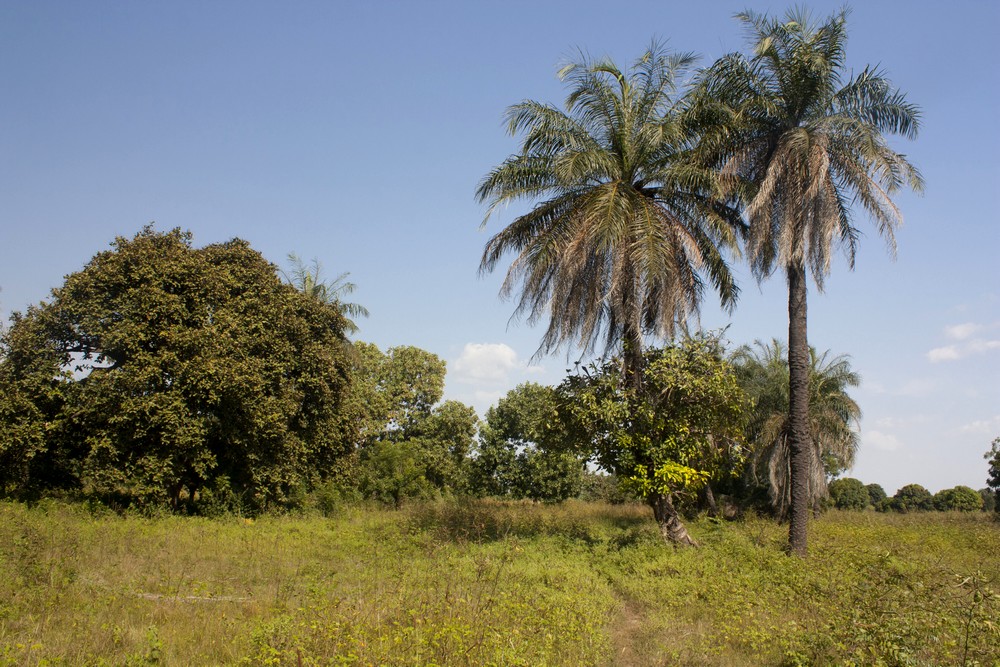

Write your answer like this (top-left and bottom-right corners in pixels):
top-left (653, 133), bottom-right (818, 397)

top-left (1, 499), bottom-right (997, 666)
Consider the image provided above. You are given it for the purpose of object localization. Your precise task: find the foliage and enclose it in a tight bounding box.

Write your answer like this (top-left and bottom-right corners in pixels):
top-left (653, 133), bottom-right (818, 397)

top-left (471, 383), bottom-right (584, 502)
top-left (282, 253), bottom-right (368, 334)
top-left (0, 227), bottom-right (355, 511)
top-left (866, 483), bottom-right (888, 510)
top-left (828, 477), bottom-right (868, 510)
top-left (349, 343), bottom-right (447, 440)
top-left (979, 488), bottom-right (996, 513)
top-left (558, 336), bottom-right (746, 541)
top-left (889, 484), bottom-right (935, 512)
top-left (477, 44), bottom-right (742, 383)
top-left (933, 485), bottom-right (984, 512)
top-left (731, 339), bottom-right (861, 518)
top-left (346, 343), bottom-right (478, 502)
top-left (986, 437), bottom-right (1000, 512)
top-left (697, 7), bottom-right (922, 555)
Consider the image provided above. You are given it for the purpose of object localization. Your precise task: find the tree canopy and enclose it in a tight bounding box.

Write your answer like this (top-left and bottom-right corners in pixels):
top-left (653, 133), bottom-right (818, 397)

top-left (0, 227), bottom-right (356, 511)
top-left (559, 336), bottom-right (746, 544)
top-left (477, 44), bottom-right (742, 386)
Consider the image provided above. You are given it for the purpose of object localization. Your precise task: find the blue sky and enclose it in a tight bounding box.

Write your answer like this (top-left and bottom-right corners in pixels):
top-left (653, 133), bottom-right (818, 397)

top-left (1, 1), bottom-right (997, 495)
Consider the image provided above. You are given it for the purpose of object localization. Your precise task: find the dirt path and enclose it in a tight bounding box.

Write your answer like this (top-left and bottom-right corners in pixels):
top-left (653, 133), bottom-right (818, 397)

top-left (609, 595), bottom-right (651, 666)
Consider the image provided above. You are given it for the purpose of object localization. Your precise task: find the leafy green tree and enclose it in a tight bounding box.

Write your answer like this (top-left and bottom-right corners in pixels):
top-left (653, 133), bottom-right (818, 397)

top-left (986, 437), bottom-right (1000, 513)
top-left (866, 483), bottom-right (888, 511)
top-left (283, 253), bottom-right (368, 334)
top-left (933, 486), bottom-right (984, 512)
top-left (890, 484), bottom-right (934, 512)
top-left (348, 343), bottom-right (448, 444)
top-left (356, 441), bottom-right (436, 507)
top-left (471, 383), bottom-right (584, 502)
top-left (732, 339), bottom-right (861, 519)
top-left (827, 477), bottom-right (867, 510)
top-left (477, 44), bottom-right (741, 389)
top-left (979, 488), bottom-right (996, 513)
top-left (347, 343), bottom-right (477, 501)
top-left (404, 400), bottom-right (479, 494)
top-left (698, 8), bottom-right (922, 555)
top-left (559, 337), bottom-right (746, 545)
top-left (0, 227), bottom-right (355, 510)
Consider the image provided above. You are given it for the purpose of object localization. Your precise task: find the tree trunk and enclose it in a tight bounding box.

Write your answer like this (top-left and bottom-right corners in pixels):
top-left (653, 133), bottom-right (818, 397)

top-left (702, 482), bottom-right (719, 516)
top-left (650, 492), bottom-right (699, 546)
top-left (786, 263), bottom-right (811, 557)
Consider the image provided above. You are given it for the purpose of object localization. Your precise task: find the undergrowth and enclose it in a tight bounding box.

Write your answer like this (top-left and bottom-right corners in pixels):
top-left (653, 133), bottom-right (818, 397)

top-left (0, 500), bottom-right (996, 665)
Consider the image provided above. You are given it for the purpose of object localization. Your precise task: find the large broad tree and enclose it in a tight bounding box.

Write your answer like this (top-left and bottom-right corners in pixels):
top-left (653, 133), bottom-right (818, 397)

top-left (732, 339), bottom-right (861, 519)
top-left (477, 44), bottom-right (742, 391)
top-left (698, 9), bottom-right (922, 555)
top-left (0, 226), bottom-right (356, 511)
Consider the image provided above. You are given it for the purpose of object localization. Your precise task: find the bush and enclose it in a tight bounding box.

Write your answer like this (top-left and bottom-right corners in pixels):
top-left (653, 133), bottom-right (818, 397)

top-left (828, 478), bottom-right (868, 510)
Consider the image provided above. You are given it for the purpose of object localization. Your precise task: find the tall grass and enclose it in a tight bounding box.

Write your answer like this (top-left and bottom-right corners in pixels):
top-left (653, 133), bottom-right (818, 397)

top-left (0, 500), bottom-right (996, 665)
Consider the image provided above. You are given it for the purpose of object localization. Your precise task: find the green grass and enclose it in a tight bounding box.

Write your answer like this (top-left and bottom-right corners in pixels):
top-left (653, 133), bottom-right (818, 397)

top-left (0, 500), bottom-right (997, 666)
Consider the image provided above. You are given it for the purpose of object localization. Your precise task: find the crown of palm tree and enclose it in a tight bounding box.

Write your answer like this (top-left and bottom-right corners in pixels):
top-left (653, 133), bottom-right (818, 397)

top-left (478, 44), bottom-right (743, 371)
top-left (733, 339), bottom-right (861, 518)
top-left (283, 253), bottom-right (369, 335)
top-left (696, 8), bottom-right (923, 288)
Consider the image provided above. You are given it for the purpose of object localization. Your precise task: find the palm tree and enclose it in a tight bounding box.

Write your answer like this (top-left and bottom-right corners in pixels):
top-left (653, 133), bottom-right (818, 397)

top-left (283, 253), bottom-right (369, 335)
top-left (697, 9), bottom-right (922, 555)
top-left (732, 339), bottom-right (861, 519)
top-left (477, 45), bottom-right (743, 544)
top-left (478, 44), bottom-right (742, 389)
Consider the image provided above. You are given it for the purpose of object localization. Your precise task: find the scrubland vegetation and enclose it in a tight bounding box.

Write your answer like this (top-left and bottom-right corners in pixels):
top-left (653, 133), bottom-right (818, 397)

top-left (1, 500), bottom-right (997, 666)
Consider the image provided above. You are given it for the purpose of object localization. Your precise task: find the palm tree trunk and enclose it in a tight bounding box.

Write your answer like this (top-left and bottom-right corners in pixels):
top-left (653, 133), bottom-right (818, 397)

top-left (786, 263), bottom-right (811, 557)
top-left (650, 492), bottom-right (699, 546)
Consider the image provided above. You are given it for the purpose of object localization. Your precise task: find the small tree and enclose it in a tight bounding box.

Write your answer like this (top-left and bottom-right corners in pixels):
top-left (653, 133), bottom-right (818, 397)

top-left (828, 478), bottom-right (868, 510)
top-left (933, 486), bottom-right (984, 512)
top-left (559, 337), bottom-right (746, 546)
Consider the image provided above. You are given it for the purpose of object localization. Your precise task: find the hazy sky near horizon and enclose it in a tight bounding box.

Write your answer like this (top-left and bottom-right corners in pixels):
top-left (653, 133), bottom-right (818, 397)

top-left (2, 1), bottom-right (997, 495)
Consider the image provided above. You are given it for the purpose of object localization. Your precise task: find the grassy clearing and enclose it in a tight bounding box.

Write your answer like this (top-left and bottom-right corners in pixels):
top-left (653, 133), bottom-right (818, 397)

top-left (0, 500), bottom-right (997, 666)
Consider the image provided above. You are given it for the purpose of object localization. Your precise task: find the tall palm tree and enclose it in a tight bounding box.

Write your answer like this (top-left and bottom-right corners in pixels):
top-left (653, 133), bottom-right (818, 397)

top-left (697, 9), bottom-right (922, 555)
top-left (283, 253), bottom-right (369, 335)
top-left (477, 44), bottom-right (743, 390)
top-left (732, 339), bottom-right (861, 519)
top-left (477, 45), bottom-right (743, 545)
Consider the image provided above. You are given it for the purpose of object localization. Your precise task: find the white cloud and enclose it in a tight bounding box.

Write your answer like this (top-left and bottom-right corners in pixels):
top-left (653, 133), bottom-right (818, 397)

top-left (959, 415), bottom-right (1000, 434)
top-left (945, 322), bottom-right (983, 340)
top-left (927, 321), bottom-right (1000, 363)
top-left (451, 343), bottom-right (521, 384)
top-left (866, 430), bottom-right (903, 452)
top-left (927, 345), bottom-right (961, 363)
